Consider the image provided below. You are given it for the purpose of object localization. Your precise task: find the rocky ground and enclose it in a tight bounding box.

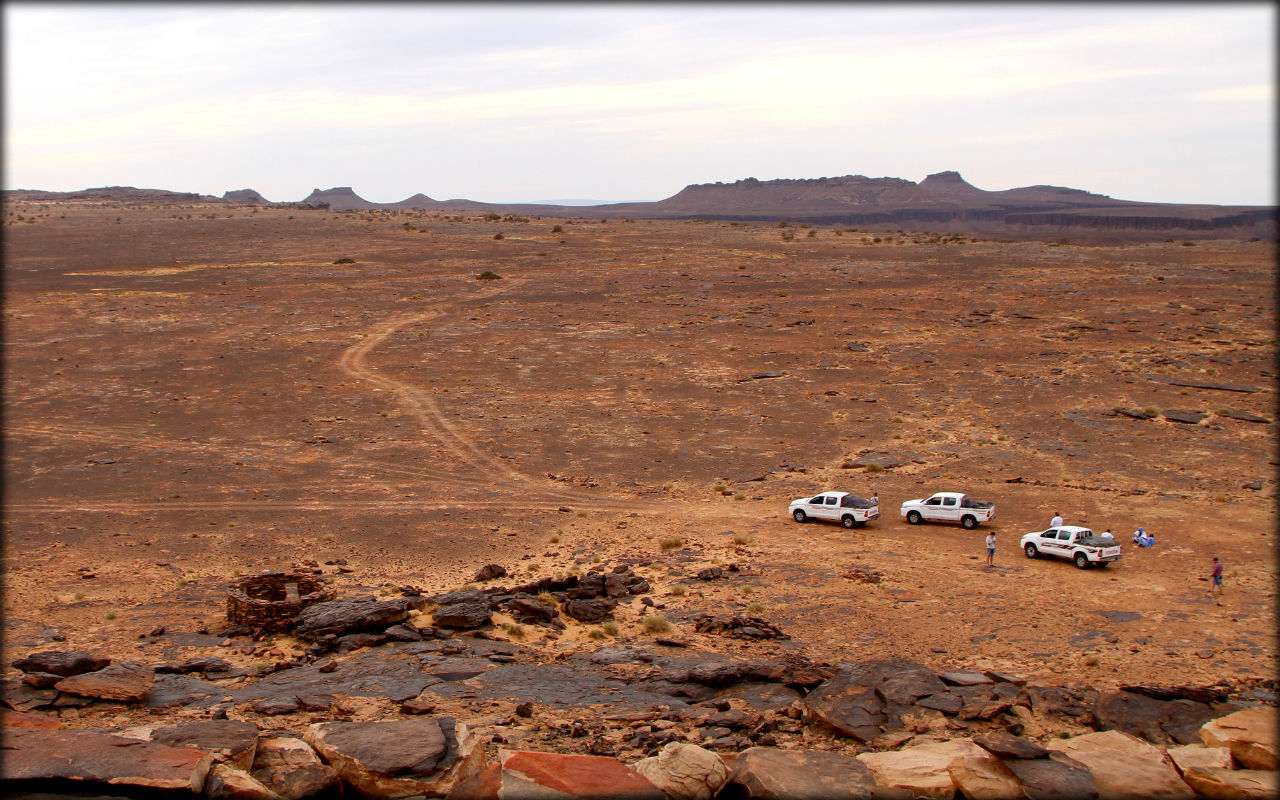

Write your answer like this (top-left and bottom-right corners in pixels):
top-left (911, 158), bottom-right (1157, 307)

top-left (2, 202), bottom-right (1276, 795)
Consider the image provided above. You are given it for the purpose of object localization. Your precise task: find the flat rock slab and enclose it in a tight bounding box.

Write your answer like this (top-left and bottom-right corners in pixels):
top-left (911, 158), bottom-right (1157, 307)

top-left (3, 727), bottom-right (212, 791)
top-left (146, 673), bottom-right (223, 708)
top-left (974, 730), bottom-right (1050, 759)
top-left (12, 650), bottom-right (111, 677)
top-left (727, 746), bottom-right (879, 799)
top-left (429, 664), bottom-right (690, 709)
top-left (433, 601), bottom-right (493, 629)
top-left (1003, 752), bottom-right (1099, 800)
top-left (1198, 706), bottom-right (1278, 770)
top-left (1181, 766), bottom-right (1279, 799)
top-left (1048, 730), bottom-right (1193, 800)
top-left (54, 662), bottom-right (154, 702)
top-left (455, 749), bottom-right (666, 800)
top-left (1094, 689), bottom-right (1216, 745)
top-left (938, 670), bottom-right (993, 686)
top-left (234, 648), bottom-right (436, 705)
top-left (1163, 409), bottom-right (1209, 424)
top-left (1140, 374), bottom-right (1262, 393)
top-left (149, 719), bottom-right (261, 771)
top-left (632, 742), bottom-right (729, 800)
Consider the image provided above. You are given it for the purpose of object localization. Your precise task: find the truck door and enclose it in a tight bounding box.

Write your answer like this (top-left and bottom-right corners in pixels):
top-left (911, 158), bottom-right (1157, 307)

top-left (940, 495), bottom-right (959, 520)
top-left (818, 494), bottom-right (840, 521)
top-left (923, 496), bottom-right (943, 520)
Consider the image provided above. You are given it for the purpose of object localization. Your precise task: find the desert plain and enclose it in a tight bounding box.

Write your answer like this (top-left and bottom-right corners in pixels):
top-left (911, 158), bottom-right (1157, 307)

top-left (2, 201), bottom-right (1276, 726)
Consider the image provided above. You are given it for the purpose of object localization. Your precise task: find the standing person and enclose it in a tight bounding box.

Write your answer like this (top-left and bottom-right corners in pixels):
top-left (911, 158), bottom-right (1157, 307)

top-left (985, 532), bottom-right (996, 566)
top-left (1210, 557), bottom-right (1224, 595)
top-left (1050, 511), bottom-right (1064, 528)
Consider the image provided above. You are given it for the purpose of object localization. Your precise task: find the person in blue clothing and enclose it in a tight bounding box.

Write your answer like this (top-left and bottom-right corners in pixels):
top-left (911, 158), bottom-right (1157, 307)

top-left (1132, 527), bottom-right (1154, 547)
top-left (1209, 557), bottom-right (1224, 595)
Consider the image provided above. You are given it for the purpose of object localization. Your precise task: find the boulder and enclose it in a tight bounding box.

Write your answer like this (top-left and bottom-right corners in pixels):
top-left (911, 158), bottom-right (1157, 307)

top-left (433, 602), bottom-right (493, 629)
top-left (0, 678), bottom-right (57, 711)
top-left (1002, 752), bottom-right (1099, 800)
top-left (1094, 689), bottom-right (1216, 744)
top-left (150, 719), bottom-right (261, 771)
top-left (54, 661), bottom-right (154, 702)
top-left (506, 596), bottom-right (557, 623)
top-left (1198, 706), bottom-right (1278, 770)
top-left (1166, 743), bottom-right (1234, 774)
top-left (938, 670), bottom-right (993, 686)
top-left (804, 660), bottom-right (943, 742)
top-left (304, 716), bottom-right (484, 798)
top-left (293, 597), bottom-right (412, 641)
top-left (857, 739), bottom-right (987, 800)
top-left (724, 746), bottom-right (880, 799)
top-left (473, 564), bottom-right (507, 582)
top-left (449, 749), bottom-right (665, 799)
top-left (3, 727), bottom-right (213, 791)
top-left (685, 660), bottom-right (784, 685)
top-left (251, 736), bottom-right (341, 800)
top-left (1180, 766), bottom-right (1279, 800)
top-left (631, 742), bottom-right (730, 800)
top-left (563, 598), bottom-right (617, 623)
top-left (204, 762), bottom-right (282, 800)
top-left (1047, 730), bottom-right (1193, 800)
top-left (12, 650), bottom-right (111, 677)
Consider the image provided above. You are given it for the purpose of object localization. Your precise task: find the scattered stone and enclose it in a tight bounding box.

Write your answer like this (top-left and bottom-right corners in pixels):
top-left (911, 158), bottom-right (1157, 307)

top-left (1114, 407), bottom-right (1157, 420)
top-left (250, 695), bottom-right (301, 716)
top-left (917, 693), bottom-right (963, 716)
top-left (54, 662), bottom-right (154, 702)
top-left (292, 596), bottom-right (412, 641)
top-left (506, 596), bottom-right (557, 623)
top-left (21, 671), bottom-right (62, 689)
top-left (304, 716), bottom-right (485, 798)
top-left (515, 701), bottom-right (534, 718)
top-left (1163, 409), bottom-right (1209, 424)
top-left (433, 601), bottom-right (494, 629)
top-left (1198, 706), bottom-right (1278, 770)
top-left (840, 566), bottom-right (884, 584)
top-left (695, 566), bottom-right (724, 581)
top-left (155, 656), bottom-right (233, 675)
top-left (691, 614), bottom-right (787, 640)
top-left (474, 564), bottom-right (507, 582)
top-left (400, 696), bottom-right (437, 715)
top-left (1047, 730), bottom-right (1193, 800)
top-left (3, 727), bottom-right (213, 792)
top-left (12, 650), bottom-right (111, 677)
top-left (631, 742), bottom-right (730, 800)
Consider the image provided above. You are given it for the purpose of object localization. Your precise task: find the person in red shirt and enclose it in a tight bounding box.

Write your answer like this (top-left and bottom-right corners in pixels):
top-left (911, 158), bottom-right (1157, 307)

top-left (1209, 557), bottom-right (1224, 595)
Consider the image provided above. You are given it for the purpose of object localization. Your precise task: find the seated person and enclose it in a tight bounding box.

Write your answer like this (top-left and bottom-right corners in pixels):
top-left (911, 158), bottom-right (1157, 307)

top-left (1132, 527), bottom-right (1146, 544)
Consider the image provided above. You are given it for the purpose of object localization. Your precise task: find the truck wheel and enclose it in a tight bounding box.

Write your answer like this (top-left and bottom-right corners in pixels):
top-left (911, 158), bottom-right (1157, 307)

top-left (1074, 553), bottom-right (1090, 570)
top-left (793, 509), bottom-right (807, 523)
top-left (1024, 544), bottom-right (1038, 559)
top-left (841, 515), bottom-right (856, 529)
top-left (906, 511), bottom-right (922, 525)
top-left (961, 515), bottom-right (977, 530)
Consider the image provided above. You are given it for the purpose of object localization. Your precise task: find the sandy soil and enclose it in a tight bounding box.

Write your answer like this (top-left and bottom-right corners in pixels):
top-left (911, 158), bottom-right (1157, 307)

top-left (3, 203), bottom-right (1275, 694)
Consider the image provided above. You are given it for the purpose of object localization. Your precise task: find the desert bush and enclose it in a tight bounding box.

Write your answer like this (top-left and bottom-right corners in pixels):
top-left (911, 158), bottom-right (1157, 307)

top-left (537, 591), bottom-right (559, 608)
top-left (712, 483), bottom-right (726, 493)
top-left (669, 584), bottom-right (687, 597)
top-left (733, 493), bottom-right (746, 501)
top-left (551, 224), bottom-right (563, 233)
top-left (659, 536), bottom-right (684, 551)
top-left (576, 510), bottom-right (588, 518)
top-left (492, 232), bottom-right (504, 240)
top-left (502, 622), bottom-right (526, 639)
top-left (588, 628), bottom-right (606, 640)
top-left (642, 614), bottom-right (672, 633)
top-left (483, 212), bottom-right (501, 221)
top-left (746, 601), bottom-right (764, 614)
top-left (732, 532), bottom-right (754, 546)
top-left (780, 230), bottom-right (795, 242)
top-left (865, 463), bottom-right (884, 473)
top-left (601, 621), bottom-right (619, 636)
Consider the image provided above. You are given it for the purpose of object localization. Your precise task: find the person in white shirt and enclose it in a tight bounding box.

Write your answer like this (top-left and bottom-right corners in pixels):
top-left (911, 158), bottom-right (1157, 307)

top-left (1100, 529), bottom-right (1115, 540)
top-left (985, 532), bottom-right (996, 566)
top-left (1050, 512), bottom-right (1064, 528)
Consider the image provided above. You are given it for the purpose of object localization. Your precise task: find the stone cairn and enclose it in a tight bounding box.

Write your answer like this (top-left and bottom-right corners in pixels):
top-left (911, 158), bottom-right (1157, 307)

top-left (226, 572), bottom-right (336, 633)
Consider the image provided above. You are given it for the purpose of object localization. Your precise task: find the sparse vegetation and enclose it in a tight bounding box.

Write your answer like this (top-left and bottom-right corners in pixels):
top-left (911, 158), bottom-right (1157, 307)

top-left (588, 628), bottom-right (606, 640)
top-left (601, 621), bottom-right (619, 636)
top-left (732, 532), bottom-right (754, 546)
top-left (746, 601), bottom-right (764, 614)
top-left (669, 584), bottom-right (687, 597)
top-left (501, 622), bottom-right (526, 639)
top-left (733, 492), bottom-right (746, 500)
top-left (642, 614), bottom-right (672, 633)
top-left (659, 536), bottom-right (684, 551)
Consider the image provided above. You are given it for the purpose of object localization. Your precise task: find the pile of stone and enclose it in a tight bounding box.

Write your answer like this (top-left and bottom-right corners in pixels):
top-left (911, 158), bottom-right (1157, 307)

top-left (428, 563), bottom-right (653, 629)
top-left (691, 613), bottom-right (789, 640)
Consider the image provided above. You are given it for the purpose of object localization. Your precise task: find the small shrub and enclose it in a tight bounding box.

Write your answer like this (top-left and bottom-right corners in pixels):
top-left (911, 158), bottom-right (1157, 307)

top-left (1083, 654), bottom-right (1100, 667)
top-left (601, 621), bottom-right (619, 636)
top-left (746, 601), bottom-right (764, 614)
top-left (105, 611), bottom-right (117, 621)
top-left (501, 622), bottom-right (526, 639)
top-left (476, 270), bottom-right (502, 280)
top-left (659, 536), bottom-right (684, 551)
top-left (73, 592), bottom-right (85, 601)
top-left (548, 534), bottom-right (560, 543)
top-left (865, 463), bottom-right (884, 473)
top-left (492, 232), bottom-right (504, 240)
top-left (575, 510), bottom-right (588, 518)
top-left (551, 224), bottom-right (563, 233)
top-left (537, 591), bottom-right (559, 608)
top-left (732, 532), bottom-right (754, 545)
top-left (733, 493), bottom-right (746, 501)
top-left (333, 257), bottom-right (355, 264)
top-left (780, 230), bottom-right (795, 242)
top-left (743, 586), bottom-right (753, 595)
top-left (588, 628), bottom-right (606, 640)
top-left (642, 614), bottom-right (672, 634)
top-left (712, 483), bottom-right (726, 493)
top-left (669, 584), bottom-right (687, 597)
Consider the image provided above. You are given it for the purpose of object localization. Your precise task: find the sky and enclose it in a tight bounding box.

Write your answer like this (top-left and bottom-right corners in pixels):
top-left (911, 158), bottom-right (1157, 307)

top-left (4, 3), bottom-right (1275, 206)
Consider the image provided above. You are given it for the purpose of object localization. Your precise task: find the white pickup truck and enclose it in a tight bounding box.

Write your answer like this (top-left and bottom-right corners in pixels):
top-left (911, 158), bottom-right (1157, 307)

top-left (1020, 526), bottom-right (1122, 569)
top-left (789, 491), bottom-right (880, 528)
top-left (900, 492), bottom-right (995, 529)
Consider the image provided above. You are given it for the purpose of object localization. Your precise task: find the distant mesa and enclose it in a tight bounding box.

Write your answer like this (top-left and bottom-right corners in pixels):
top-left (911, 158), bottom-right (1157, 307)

top-left (5, 171), bottom-right (1274, 242)
top-left (222, 188), bottom-right (269, 204)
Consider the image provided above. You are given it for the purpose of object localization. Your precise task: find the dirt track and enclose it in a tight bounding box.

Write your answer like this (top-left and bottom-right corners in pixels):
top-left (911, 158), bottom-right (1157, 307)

top-left (3, 203), bottom-right (1275, 691)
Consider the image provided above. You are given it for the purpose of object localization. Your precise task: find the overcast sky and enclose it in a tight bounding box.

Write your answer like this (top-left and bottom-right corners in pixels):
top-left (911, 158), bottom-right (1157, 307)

top-left (4, 3), bottom-right (1274, 205)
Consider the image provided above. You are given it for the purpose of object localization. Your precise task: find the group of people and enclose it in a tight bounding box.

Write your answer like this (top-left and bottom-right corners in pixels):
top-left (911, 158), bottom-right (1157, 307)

top-left (1131, 527), bottom-right (1155, 547)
